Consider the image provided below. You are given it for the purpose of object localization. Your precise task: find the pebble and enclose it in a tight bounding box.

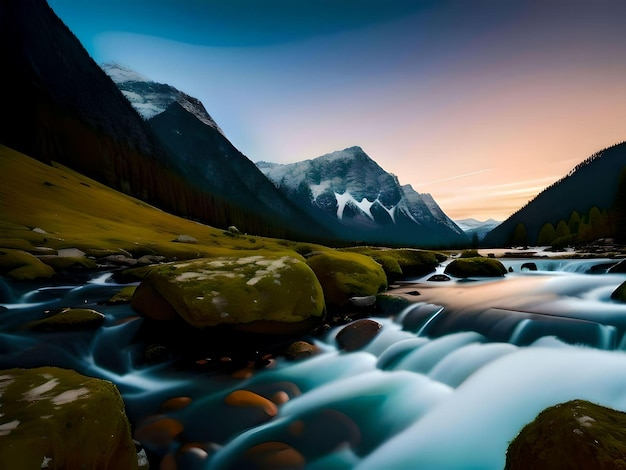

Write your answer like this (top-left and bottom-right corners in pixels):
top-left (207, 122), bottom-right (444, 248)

top-left (335, 319), bottom-right (382, 352)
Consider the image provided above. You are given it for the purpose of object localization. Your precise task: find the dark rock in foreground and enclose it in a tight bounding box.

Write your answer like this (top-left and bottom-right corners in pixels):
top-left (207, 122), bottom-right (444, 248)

top-left (0, 366), bottom-right (137, 469)
top-left (505, 399), bottom-right (626, 470)
top-left (336, 319), bottom-right (383, 352)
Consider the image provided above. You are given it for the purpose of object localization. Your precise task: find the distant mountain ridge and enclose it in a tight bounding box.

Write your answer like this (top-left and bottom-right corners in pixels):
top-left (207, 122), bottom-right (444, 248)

top-left (484, 141), bottom-right (626, 246)
top-left (455, 218), bottom-right (501, 240)
top-left (257, 147), bottom-right (468, 247)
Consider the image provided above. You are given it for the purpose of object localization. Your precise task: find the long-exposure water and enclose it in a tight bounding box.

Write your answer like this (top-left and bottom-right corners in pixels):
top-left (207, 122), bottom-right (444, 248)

top-left (2, 256), bottom-right (626, 469)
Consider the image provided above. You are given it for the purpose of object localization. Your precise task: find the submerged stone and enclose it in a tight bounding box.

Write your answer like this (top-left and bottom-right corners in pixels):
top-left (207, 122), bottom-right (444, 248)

top-left (336, 319), bottom-right (383, 352)
top-left (505, 399), bottom-right (626, 470)
top-left (27, 307), bottom-right (105, 331)
top-left (0, 366), bottom-right (137, 469)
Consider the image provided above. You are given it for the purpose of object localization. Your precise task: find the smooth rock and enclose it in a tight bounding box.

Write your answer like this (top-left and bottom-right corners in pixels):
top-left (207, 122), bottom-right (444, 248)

top-left (505, 399), bottom-right (626, 470)
top-left (336, 319), bottom-right (383, 351)
top-left (27, 307), bottom-right (105, 331)
top-left (284, 341), bottom-right (319, 361)
top-left (444, 257), bottom-right (507, 278)
top-left (131, 254), bottom-right (325, 335)
top-left (0, 367), bottom-right (137, 469)
top-left (306, 251), bottom-right (387, 308)
top-left (173, 235), bottom-right (198, 244)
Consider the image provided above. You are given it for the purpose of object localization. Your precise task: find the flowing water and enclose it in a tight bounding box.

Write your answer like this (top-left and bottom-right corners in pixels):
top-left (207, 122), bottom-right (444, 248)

top-left (2, 257), bottom-right (626, 469)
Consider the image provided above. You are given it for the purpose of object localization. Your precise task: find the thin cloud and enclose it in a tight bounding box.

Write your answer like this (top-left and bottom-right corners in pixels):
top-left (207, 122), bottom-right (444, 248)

top-left (415, 168), bottom-right (494, 187)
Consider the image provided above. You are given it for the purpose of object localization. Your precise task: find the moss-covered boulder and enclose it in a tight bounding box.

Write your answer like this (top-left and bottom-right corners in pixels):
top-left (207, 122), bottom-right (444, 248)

top-left (444, 257), bottom-right (507, 278)
top-left (306, 250), bottom-right (388, 307)
top-left (106, 286), bottom-right (137, 305)
top-left (131, 254), bottom-right (325, 335)
top-left (611, 281), bottom-right (626, 302)
top-left (341, 247), bottom-right (443, 281)
top-left (0, 249), bottom-right (55, 280)
top-left (38, 255), bottom-right (97, 271)
top-left (0, 366), bottom-right (137, 469)
top-left (505, 399), bottom-right (626, 470)
top-left (27, 307), bottom-right (105, 331)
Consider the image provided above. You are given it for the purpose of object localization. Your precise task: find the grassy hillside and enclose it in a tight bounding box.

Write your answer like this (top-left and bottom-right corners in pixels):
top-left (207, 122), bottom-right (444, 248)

top-left (0, 144), bottom-right (323, 262)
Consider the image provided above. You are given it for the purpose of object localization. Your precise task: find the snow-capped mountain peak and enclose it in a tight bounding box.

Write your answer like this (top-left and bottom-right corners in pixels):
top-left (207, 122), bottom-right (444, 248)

top-left (102, 62), bottom-right (150, 84)
top-left (101, 62), bottom-right (224, 134)
top-left (257, 147), bottom-right (468, 246)
top-left (454, 218), bottom-right (501, 240)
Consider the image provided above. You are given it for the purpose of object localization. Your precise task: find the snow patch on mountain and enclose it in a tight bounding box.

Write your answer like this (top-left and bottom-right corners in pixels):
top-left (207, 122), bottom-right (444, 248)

top-left (101, 62), bottom-right (224, 135)
top-left (310, 181), bottom-right (331, 201)
top-left (102, 62), bottom-right (150, 83)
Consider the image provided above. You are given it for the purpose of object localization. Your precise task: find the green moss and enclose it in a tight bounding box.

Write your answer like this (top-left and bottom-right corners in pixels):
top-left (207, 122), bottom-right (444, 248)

top-left (306, 250), bottom-right (388, 307)
top-left (0, 146), bottom-right (319, 262)
top-left (132, 253), bottom-right (325, 328)
top-left (0, 366), bottom-right (137, 469)
top-left (444, 257), bottom-right (507, 278)
top-left (459, 249), bottom-right (481, 258)
top-left (341, 247), bottom-right (443, 281)
top-left (27, 308), bottom-right (105, 331)
top-left (106, 286), bottom-right (137, 305)
top-left (40, 256), bottom-right (97, 271)
top-left (375, 294), bottom-right (411, 316)
top-left (506, 399), bottom-right (626, 470)
top-left (0, 249), bottom-right (55, 280)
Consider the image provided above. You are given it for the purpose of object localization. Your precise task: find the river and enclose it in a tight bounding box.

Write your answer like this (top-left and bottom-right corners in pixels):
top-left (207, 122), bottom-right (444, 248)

top-left (2, 256), bottom-right (626, 469)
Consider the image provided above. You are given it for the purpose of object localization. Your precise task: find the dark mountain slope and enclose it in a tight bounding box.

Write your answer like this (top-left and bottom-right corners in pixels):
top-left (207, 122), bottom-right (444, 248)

top-left (484, 141), bottom-right (626, 246)
top-left (0, 0), bottom-right (329, 240)
top-left (148, 102), bottom-right (333, 237)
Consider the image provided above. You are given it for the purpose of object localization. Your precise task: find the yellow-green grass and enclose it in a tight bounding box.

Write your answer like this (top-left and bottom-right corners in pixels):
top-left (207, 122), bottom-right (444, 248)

top-left (0, 145), bottom-right (312, 262)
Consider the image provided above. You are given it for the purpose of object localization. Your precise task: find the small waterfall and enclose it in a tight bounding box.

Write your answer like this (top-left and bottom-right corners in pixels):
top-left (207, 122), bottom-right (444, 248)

top-left (416, 307), bottom-right (445, 337)
top-left (508, 319), bottom-right (532, 345)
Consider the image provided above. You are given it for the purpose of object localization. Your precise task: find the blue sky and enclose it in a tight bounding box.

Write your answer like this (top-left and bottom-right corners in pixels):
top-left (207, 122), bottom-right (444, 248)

top-left (48, 0), bottom-right (626, 220)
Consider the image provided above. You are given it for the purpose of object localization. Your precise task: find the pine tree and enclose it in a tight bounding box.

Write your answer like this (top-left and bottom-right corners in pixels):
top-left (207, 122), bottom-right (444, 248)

top-left (537, 223), bottom-right (556, 246)
top-left (511, 223), bottom-right (529, 247)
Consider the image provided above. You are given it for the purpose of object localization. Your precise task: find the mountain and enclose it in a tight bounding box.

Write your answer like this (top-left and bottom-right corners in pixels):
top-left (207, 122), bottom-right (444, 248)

top-left (484, 141), bottom-right (626, 247)
top-left (455, 218), bottom-right (501, 241)
top-left (0, 0), bottom-right (328, 242)
top-left (102, 62), bottom-right (224, 134)
top-left (257, 147), bottom-right (468, 247)
top-left (102, 63), bottom-right (333, 240)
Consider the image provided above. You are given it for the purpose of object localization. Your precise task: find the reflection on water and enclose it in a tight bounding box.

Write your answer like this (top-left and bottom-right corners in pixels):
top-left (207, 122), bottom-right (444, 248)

top-left (2, 259), bottom-right (626, 469)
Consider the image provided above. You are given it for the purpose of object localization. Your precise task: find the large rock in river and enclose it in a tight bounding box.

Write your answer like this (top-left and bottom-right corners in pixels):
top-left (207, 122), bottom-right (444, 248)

top-left (505, 399), bottom-right (626, 469)
top-left (0, 366), bottom-right (137, 469)
top-left (131, 254), bottom-right (325, 336)
top-left (306, 250), bottom-right (388, 308)
top-left (444, 257), bottom-right (507, 278)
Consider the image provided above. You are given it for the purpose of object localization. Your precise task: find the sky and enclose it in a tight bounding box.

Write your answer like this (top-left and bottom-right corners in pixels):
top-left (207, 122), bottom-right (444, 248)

top-left (48, 0), bottom-right (626, 221)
